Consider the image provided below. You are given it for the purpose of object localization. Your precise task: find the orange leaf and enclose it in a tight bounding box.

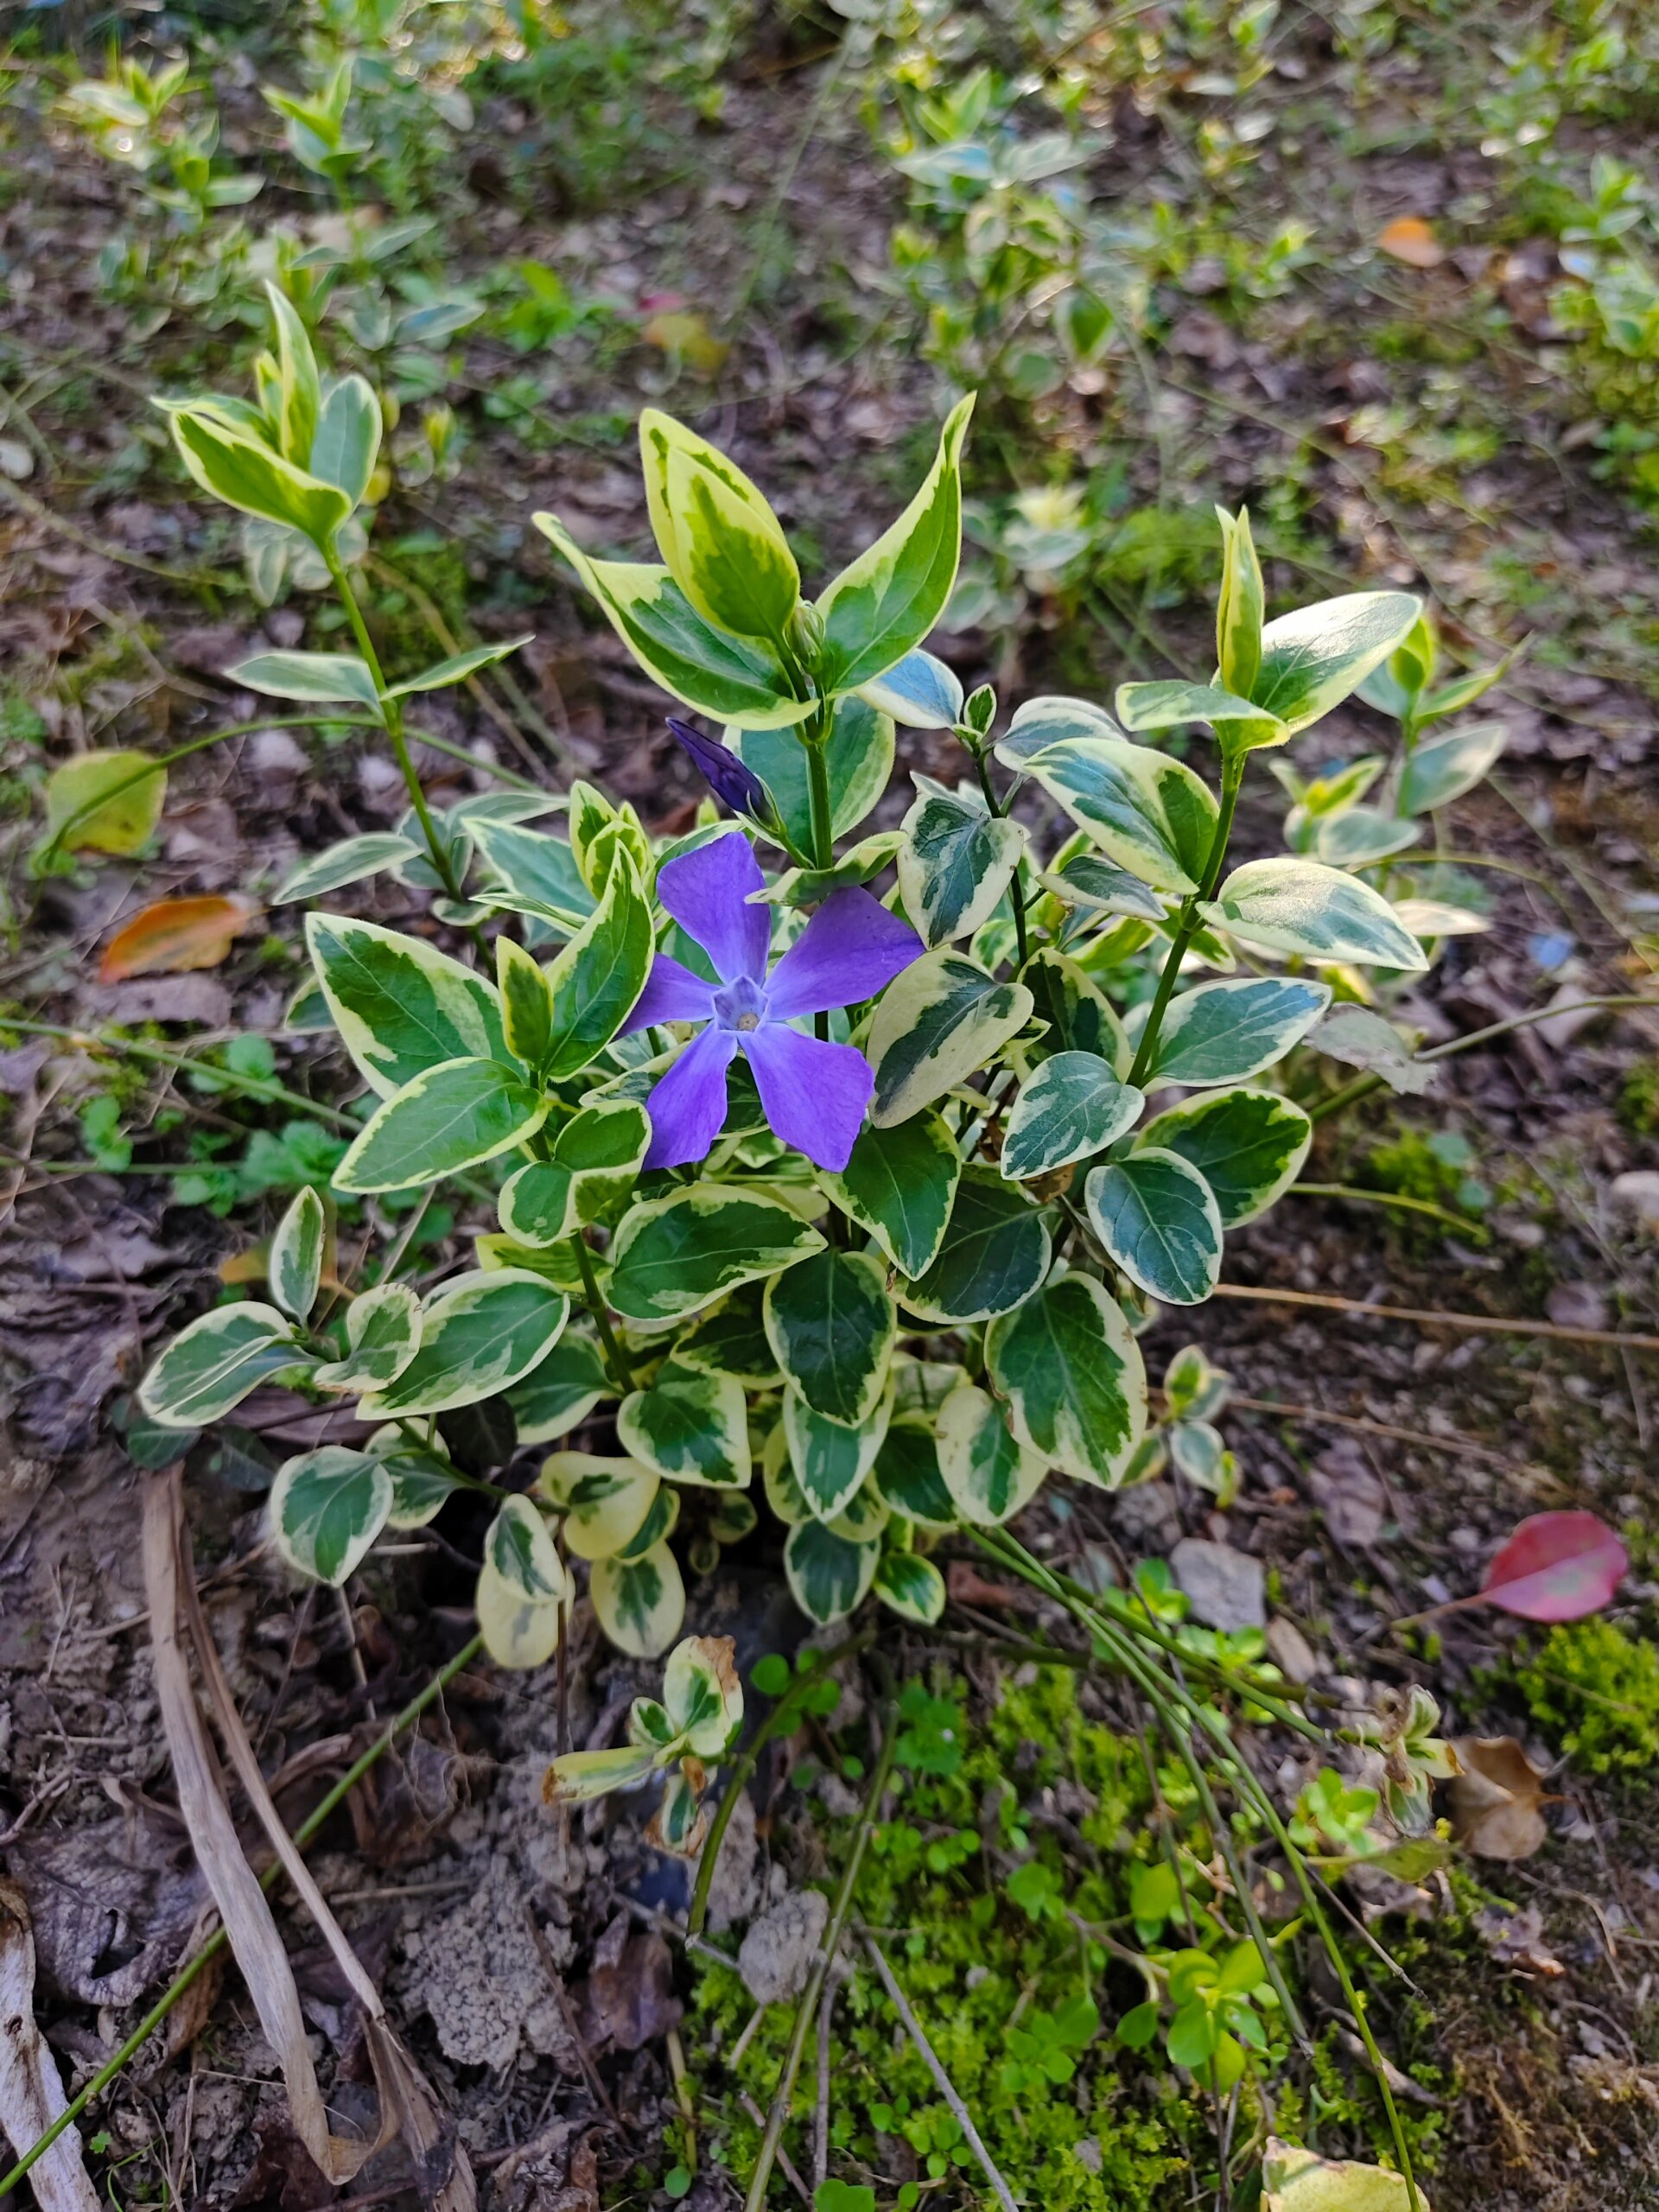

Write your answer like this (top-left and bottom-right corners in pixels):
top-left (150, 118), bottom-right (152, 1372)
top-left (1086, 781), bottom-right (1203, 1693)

top-left (640, 309), bottom-right (729, 377)
top-left (99, 895), bottom-right (260, 982)
top-left (1376, 217), bottom-right (1444, 270)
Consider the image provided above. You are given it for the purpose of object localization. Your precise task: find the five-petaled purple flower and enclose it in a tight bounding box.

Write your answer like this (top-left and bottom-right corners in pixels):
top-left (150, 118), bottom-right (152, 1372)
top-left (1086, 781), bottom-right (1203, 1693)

top-left (625, 832), bottom-right (922, 1173)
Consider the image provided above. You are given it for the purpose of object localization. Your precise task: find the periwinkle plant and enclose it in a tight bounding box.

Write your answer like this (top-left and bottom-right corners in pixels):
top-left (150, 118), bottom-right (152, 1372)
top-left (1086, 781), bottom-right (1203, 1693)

top-left (138, 288), bottom-right (1466, 1834)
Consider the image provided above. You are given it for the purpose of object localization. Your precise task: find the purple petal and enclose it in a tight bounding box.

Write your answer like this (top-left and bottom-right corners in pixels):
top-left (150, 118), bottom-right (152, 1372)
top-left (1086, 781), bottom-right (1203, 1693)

top-left (666, 717), bottom-right (773, 823)
top-left (742, 1022), bottom-right (874, 1172)
top-left (656, 832), bottom-right (770, 985)
top-left (643, 1025), bottom-right (740, 1170)
top-left (622, 950), bottom-right (718, 1034)
top-left (765, 887), bottom-right (924, 1020)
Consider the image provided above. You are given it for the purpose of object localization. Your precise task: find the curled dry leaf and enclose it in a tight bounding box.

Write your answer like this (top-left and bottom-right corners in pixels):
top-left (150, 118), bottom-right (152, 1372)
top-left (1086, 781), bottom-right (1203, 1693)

top-left (0, 1879), bottom-right (99, 2212)
top-left (1448, 1736), bottom-right (1549, 1860)
top-left (1474, 1901), bottom-right (1565, 1976)
top-left (99, 893), bottom-right (261, 982)
top-left (1479, 1510), bottom-right (1628, 1622)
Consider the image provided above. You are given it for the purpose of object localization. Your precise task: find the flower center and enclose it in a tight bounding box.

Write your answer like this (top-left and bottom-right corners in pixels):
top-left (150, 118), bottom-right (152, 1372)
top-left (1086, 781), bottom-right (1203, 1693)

top-left (712, 976), bottom-right (769, 1033)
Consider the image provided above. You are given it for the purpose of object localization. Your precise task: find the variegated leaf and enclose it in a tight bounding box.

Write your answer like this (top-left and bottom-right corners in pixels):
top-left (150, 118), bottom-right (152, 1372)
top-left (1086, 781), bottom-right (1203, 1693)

top-left (617, 1359), bottom-right (751, 1489)
top-left (590, 1540), bottom-right (686, 1657)
top-left (1085, 1148), bottom-right (1224, 1306)
top-left (1001, 1052), bottom-right (1142, 1181)
top-left (304, 912), bottom-right (505, 1099)
top-left (270, 1446), bottom-right (392, 1586)
top-left (868, 1419), bottom-right (957, 1530)
top-left (820, 1111), bottom-right (960, 1277)
top-left (334, 1055), bottom-right (550, 1194)
top-left (783, 1383), bottom-right (893, 1522)
top-left (607, 1183), bottom-right (825, 1323)
top-left (873, 1549), bottom-right (945, 1624)
top-left (1138, 1087), bottom-right (1312, 1228)
top-left (267, 1187), bottom-right (324, 1321)
top-left (764, 1248), bottom-right (895, 1427)
top-left (897, 781), bottom-right (1027, 948)
top-left (1142, 976), bottom-right (1332, 1088)
top-left (313, 1280), bottom-right (421, 1391)
top-left (936, 1379), bottom-right (1048, 1526)
top-left (867, 949), bottom-right (1033, 1128)
top-left (1204, 857), bottom-right (1429, 972)
top-left (359, 1269), bottom-right (569, 1418)
top-left (899, 1166), bottom-right (1051, 1325)
top-left (539, 1451), bottom-right (658, 1560)
top-left (139, 1302), bottom-right (304, 1428)
top-left (784, 1518), bottom-right (880, 1625)
top-left (998, 729), bottom-right (1217, 895)
top-left (985, 1273), bottom-right (1147, 1487)
top-left (663, 1632), bottom-right (743, 1757)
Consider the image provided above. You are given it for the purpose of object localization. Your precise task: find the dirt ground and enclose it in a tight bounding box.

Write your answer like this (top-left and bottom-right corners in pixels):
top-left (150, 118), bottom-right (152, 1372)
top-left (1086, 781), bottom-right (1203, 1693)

top-left (3, 3), bottom-right (1659, 2207)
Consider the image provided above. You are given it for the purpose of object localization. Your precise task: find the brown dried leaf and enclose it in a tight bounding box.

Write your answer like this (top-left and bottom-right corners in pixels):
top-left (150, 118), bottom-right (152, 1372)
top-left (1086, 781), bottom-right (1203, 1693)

top-left (1474, 1901), bottom-right (1566, 1975)
top-left (1448, 1736), bottom-right (1549, 1859)
top-left (0, 1879), bottom-right (99, 2212)
top-left (99, 893), bottom-right (259, 982)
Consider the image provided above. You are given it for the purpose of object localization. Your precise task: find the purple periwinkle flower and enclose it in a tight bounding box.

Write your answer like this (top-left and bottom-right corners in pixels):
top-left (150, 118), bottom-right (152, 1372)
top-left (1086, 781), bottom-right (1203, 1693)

top-left (625, 831), bottom-right (922, 1173)
top-left (665, 715), bottom-right (773, 825)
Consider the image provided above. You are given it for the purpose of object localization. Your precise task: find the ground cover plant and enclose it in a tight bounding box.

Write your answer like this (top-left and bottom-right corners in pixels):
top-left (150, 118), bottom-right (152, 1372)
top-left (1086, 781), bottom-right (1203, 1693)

top-left (3, 3), bottom-right (1659, 2210)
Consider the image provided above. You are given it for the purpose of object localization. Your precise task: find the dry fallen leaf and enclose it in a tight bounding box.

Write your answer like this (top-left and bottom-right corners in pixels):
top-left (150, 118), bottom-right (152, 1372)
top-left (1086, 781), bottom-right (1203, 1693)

top-left (1448, 1736), bottom-right (1549, 1859)
top-left (99, 894), bottom-right (259, 982)
top-left (1474, 1901), bottom-right (1565, 1976)
top-left (0, 1880), bottom-right (99, 2212)
top-left (1377, 217), bottom-right (1445, 270)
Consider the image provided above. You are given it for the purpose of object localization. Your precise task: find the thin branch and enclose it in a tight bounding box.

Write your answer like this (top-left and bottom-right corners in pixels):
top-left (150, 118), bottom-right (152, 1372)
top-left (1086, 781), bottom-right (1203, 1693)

top-left (861, 1935), bottom-right (1019, 2212)
top-left (1209, 1281), bottom-right (1659, 1354)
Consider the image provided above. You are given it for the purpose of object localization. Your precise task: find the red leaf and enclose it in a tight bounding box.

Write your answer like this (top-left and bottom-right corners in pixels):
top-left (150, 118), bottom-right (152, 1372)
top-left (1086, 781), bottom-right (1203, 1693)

top-left (1479, 1510), bottom-right (1628, 1622)
top-left (99, 895), bottom-right (259, 982)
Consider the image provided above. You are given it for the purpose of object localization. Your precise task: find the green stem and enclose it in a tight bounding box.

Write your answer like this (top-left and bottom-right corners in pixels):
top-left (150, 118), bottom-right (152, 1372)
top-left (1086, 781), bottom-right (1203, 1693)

top-left (1127, 751), bottom-right (1244, 1090)
top-left (324, 545), bottom-right (461, 899)
top-left (969, 743), bottom-right (1028, 966)
top-left (0, 1020), bottom-right (358, 1131)
top-left (39, 712), bottom-right (384, 867)
top-left (686, 1630), bottom-right (874, 1939)
top-left (0, 1633), bottom-right (486, 2202)
top-left (802, 708), bottom-right (835, 873)
top-left (568, 1233), bottom-right (636, 1395)
top-left (743, 1707), bottom-right (898, 2212)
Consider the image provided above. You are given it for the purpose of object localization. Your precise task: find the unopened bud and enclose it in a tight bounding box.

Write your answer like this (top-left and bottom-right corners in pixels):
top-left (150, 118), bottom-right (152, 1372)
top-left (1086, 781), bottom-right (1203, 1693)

top-left (786, 601), bottom-right (825, 671)
top-left (963, 683), bottom-right (997, 739)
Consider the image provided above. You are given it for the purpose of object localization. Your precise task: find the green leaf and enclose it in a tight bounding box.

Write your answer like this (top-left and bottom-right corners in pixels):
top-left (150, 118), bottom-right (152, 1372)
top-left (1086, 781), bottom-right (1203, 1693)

top-left (164, 404), bottom-right (352, 546)
top-left (499, 1100), bottom-right (651, 1247)
top-left (821, 1112), bottom-right (960, 1278)
top-left (268, 1187), bottom-right (323, 1320)
top-left (539, 1450), bottom-right (658, 1560)
top-left (1250, 591), bottom-right (1422, 733)
top-left (308, 372), bottom-right (380, 505)
top-left (1146, 976), bottom-right (1332, 1087)
top-left (1204, 858), bottom-right (1429, 972)
top-left (265, 283), bottom-right (321, 466)
top-left (44, 749), bottom-right (167, 855)
top-left (855, 646), bottom-right (963, 729)
top-left (475, 1554), bottom-right (563, 1670)
top-left (1140, 1087), bottom-right (1313, 1228)
top-left (139, 1303), bottom-right (305, 1428)
top-left (485, 1492), bottom-right (568, 1601)
top-left (986, 1273), bottom-right (1147, 1487)
top-left (506, 1332), bottom-right (611, 1443)
top-left (734, 692), bottom-right (893, 851)
top-left (639, 409), bottom-right (799, 642)
top-left (764, 1248), bottom-right (895, 1427)
top-left (1003, 731), bottom-right (1217, 895)
top-left (534, 513), bottom-right (810, 729)
top-left (274, 832), bottom-right (420, 904)
top-left (996, 693), bottom-right (1119, 763)
top-left (1040, 849), bottom-right (1165, 925)
top-left (815, 394), bottom-right (974, 692)
top-left (608, 1183), bottom-right (826, 1324)
top-left (936, 1379), bottom-right (1048, 1525)
top-left (270, 1446), bottom-right (392, 1586)
top-left (226, 650), bottom-right (380, 712)
top-left (783, 1385), bottom-right (892, 1521)
top-left (497, 938), bottom-right (555, 1076)
top-left (1001, 1052), bottom-right (1142, 1181)
top-left (334, 1056), bottom-right (550, 1193)
top-left (1114, 678), bottom-right (1281, 753)
top-left (470, 818), bottom-right (596, 931)
top-left (874, 1550), bottom-right (945, 1624)
top-left (867, 950), bottom-right (1033, 1128)
top-left (677, 1281), bottom-right (785, 1386)
top-left (1215, 505), bottom-right (1264, 699)
top-left (784, 1519), bottom-right (880, 1625)
top-left (539, 852), bottom-right (655, 1078)
top-left (618, 1358), bottom-right (751, 1489)
top-left (385, 636), bottom-right (534, 698)
top-left (1084, 1149), bottom-right (1224, 1306)
top-left (313, 1281), bottom-right (421, 1392)
top-left (1313, 808), bottom-right (1421, 868)
top-left (897, 782), bottom-right (1027, 949)
top-left (900, 1166), bottom-right (1051, 1325)
top-left (1021, 948), bottom-right (1132, 1073)
top-left (590, 1540), bottom-right (686, 1657)
top-left (1396, 721), bottom-right (1506, 815)
top-left (543, 1741), bottom-right (667, 1805)
top-left (869, 1419), bottom-right (957, 1529)
top-left (305, 912), bottom-right (506, 1099)
top-left (360, 1268), bottom-right (569, 1417)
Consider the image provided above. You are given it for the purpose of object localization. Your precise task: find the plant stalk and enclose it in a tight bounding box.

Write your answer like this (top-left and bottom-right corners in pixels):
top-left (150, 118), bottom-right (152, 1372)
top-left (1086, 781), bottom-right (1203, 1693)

top-left (567, 1233), bottom-right (636, 1395)
top-left (1127, 750), bottom-right (1244, 1089)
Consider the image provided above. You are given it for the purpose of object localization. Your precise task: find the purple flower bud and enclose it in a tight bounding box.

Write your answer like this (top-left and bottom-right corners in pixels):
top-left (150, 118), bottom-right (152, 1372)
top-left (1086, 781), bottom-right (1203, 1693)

top-left (666, 716), bottom-right (773, 824)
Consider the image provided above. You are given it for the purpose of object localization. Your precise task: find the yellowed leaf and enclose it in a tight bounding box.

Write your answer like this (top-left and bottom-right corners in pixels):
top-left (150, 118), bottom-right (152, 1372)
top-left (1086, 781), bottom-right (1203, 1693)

top-left (1265, 2138), bottom-right (1430, 2212)
top-left (1377, 217), bottom-right (1444, 270)
top-left (99, 894), bottom-right (259, 982)
top-left (1447, 1735), bottom-right (1548, 1859)
top-left (641, 309), bottom-right (729, 377)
